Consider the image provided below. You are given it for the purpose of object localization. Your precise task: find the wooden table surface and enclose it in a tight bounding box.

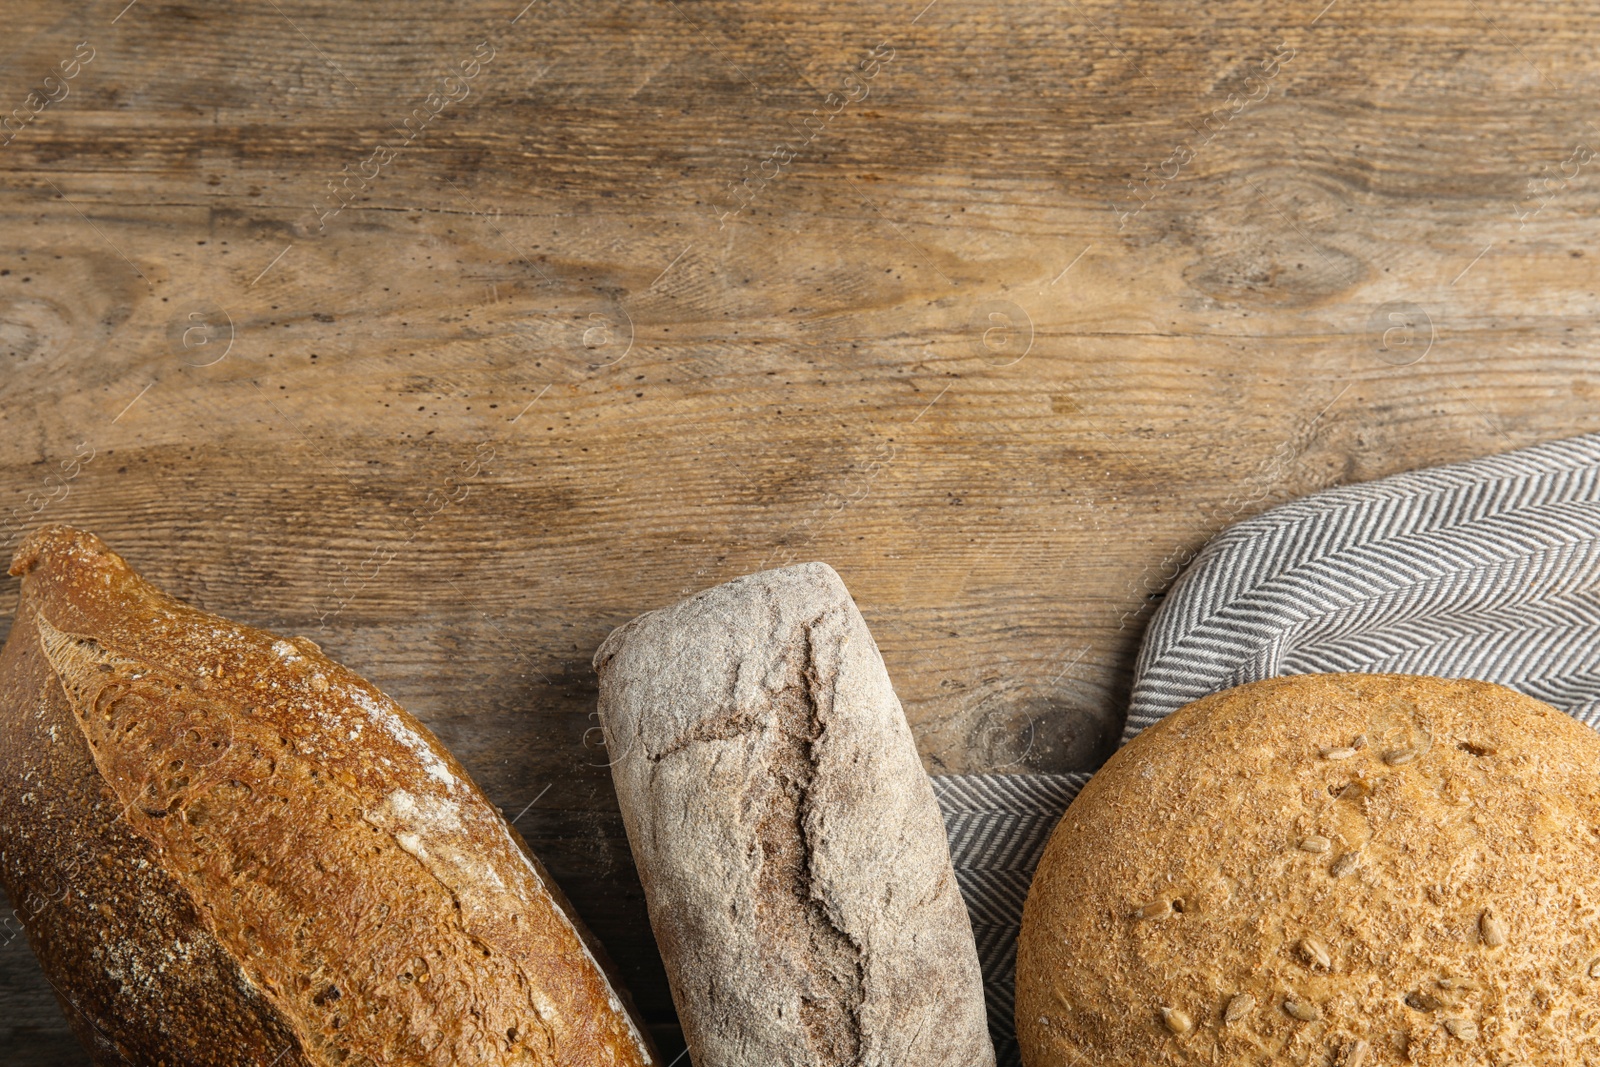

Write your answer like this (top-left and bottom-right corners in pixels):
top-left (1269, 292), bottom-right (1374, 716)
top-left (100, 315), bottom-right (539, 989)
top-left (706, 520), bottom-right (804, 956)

top-left (3, 0), bottom-right (1598, 1059)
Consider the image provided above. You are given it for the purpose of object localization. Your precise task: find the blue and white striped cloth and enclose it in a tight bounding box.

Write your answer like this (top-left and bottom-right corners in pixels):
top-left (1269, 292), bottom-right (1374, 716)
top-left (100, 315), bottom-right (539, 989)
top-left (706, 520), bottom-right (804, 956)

top-left (933, 432), bottom-right (1600, 1064)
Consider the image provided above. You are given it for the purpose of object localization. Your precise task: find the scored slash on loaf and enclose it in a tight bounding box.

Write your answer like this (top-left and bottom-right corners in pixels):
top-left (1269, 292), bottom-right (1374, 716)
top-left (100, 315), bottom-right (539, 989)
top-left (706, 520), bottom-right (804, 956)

top-left (593, 562), bottom-right (995, 1067)
top-left (0, 526), bottom-right (658, 1067)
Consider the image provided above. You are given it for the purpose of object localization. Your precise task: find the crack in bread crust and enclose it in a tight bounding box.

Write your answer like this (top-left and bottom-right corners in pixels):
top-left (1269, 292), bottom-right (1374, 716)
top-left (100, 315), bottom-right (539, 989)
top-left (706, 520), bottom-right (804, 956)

top-left (753, 616), bottom-right (865, 1065)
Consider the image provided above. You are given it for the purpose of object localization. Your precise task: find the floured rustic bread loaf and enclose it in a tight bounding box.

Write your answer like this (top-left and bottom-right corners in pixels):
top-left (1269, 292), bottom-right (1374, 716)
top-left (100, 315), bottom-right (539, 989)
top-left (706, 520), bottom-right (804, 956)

top-left (593, 562), bottom-right (994, 1067)
top-left (1017, 672), bottom-right (1600, 1067)
top-left (0, 525), bottom-right (658, 1067)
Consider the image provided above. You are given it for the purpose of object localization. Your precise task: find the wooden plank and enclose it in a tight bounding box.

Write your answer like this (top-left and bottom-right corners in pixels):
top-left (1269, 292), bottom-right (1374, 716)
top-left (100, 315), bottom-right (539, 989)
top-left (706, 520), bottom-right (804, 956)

top-left (3, 0), bottom-right (1600, 1056)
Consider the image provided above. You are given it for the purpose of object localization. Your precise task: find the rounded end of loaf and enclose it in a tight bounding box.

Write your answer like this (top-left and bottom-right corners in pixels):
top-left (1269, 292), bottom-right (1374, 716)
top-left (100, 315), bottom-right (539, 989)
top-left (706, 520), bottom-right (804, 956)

top-left (9, 523), bottom-right (124, 578)
top-left (8, 525), bottom-right (153, 635)
top-left (592, 560), bottom-right (848, 673)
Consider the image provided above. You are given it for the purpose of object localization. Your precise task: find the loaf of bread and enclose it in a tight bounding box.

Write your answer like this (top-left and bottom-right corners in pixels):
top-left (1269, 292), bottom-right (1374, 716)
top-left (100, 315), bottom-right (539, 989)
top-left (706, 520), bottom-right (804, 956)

top-left (0, 525), bottom-right (658, 1067)
top-left (1017, 672), bottom-right (1600, 1066)
top-left (593, 562), bottom-right (994, 1067)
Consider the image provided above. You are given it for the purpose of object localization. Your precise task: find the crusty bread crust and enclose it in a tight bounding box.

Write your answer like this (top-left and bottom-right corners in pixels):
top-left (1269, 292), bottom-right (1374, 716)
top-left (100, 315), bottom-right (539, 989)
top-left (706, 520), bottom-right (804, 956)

top-left (594, 562), bottom-right (995, 1067)
top-left (1017, 672), bottom-right (1600, 1067)
top-left (0, 525), bottom-right (658, 1067)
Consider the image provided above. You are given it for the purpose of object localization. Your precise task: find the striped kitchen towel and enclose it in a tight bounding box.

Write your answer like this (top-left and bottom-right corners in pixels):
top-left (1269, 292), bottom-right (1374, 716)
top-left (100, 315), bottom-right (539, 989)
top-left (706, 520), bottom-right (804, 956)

top-left (931, 773), bottom-right (1088, 1065)
top-left (934, 431), bottom-right (1600, 1064)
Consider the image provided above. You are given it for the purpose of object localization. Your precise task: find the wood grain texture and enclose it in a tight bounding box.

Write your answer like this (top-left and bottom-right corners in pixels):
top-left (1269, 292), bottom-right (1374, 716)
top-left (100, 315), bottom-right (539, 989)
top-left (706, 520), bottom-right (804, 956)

top-left (2, 0), bottom-right (1598, 1057)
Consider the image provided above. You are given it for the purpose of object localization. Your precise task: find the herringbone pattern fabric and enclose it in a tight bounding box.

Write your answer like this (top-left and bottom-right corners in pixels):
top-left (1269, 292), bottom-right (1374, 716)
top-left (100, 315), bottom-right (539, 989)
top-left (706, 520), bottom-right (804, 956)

top-left (931, 774), bottom-right (1088, 1064)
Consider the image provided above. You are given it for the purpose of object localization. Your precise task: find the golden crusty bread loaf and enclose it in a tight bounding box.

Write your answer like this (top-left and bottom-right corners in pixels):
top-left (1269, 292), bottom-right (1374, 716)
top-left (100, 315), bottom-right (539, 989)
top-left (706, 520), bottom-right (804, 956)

top-left (0, 525), bottom-right (658, 1067)
top-left (1016, 672), bottom-right (1600, 1067)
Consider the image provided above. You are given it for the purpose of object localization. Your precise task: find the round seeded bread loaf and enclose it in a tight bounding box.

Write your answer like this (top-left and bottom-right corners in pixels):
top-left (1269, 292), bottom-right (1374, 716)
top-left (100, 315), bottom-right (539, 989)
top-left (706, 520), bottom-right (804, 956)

top-left (1016, 672), bottom-right (1600, 1067)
